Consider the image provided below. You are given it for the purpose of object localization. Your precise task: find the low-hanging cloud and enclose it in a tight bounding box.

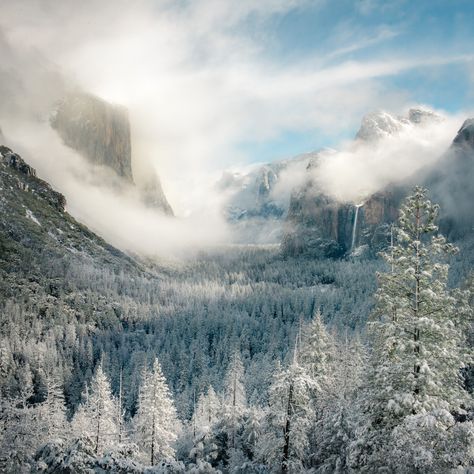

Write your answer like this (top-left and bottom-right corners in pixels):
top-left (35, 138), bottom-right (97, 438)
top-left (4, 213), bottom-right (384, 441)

top-left (4, 119), bottom-right (229, 257)
top-left (311, 112), bottom-right (465, 203)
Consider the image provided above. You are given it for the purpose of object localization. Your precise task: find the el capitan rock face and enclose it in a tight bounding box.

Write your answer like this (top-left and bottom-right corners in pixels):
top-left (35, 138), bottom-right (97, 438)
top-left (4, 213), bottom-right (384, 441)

top-left (51, 92), bottom-right (134, 181)
top-left (51, 91), bottom-right (174, 215)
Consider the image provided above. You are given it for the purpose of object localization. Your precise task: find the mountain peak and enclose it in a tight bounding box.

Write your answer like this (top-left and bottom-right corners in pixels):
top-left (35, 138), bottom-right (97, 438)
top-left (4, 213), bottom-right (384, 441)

top-left (355, 110), bottom-right (407, 141)
top-left (453, 118), bottom-right (474, 148)
top-left (408, 107), bottom-right (442, 124)
top-left (356, 107), bottom-right (442, 142)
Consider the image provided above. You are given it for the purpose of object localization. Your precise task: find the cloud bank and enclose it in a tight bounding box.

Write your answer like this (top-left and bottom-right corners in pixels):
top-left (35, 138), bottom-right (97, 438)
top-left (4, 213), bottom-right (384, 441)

top-left (312, 112), bottom-right (465, 203)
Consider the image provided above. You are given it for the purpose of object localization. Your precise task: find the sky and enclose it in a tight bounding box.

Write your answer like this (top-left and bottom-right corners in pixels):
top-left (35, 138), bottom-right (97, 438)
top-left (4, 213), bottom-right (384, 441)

top-left (1, 0), bottom-right (474, 252)
top-left (3, 1), bottom-right (474, 165)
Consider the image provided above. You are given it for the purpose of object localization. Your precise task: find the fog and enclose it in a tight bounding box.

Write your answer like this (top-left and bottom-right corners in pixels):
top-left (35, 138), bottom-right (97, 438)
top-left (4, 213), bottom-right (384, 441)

top-left (0, 0), bottom-right (473, 256)
top-left (311, 113), bottom-right (465, 203)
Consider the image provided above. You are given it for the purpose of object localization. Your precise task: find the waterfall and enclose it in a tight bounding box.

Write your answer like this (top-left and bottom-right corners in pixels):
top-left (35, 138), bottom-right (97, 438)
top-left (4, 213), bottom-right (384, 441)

top-left (351, 204), bottom-right (363, 252)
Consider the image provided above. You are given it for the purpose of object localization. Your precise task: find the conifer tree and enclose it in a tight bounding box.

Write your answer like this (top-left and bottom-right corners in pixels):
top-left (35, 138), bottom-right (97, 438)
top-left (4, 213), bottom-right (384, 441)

top-left (193, 385), bottom-right (221, 435)
top-left (313, 335), bottom-right (365, 473)
top-left (299, 309), bottom-right (336, 388)
top-left (72, 362), bottom-right (118, 455)
top-left (37, 368), bottom-right (68, 440)
top-left (351, 186), bottom-right (474, 472)
top-left (260, 354), bottom-right (316, 473)
top-left (134, 358), bottom-right (179, 465)
top-left (222, 351), bottom-right (247, 450)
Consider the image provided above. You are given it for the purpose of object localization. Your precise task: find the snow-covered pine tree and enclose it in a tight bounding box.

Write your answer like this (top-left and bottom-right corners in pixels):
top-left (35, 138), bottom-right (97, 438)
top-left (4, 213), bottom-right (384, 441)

top-left (260, 353), bottom-right (317, 473)
top-left (37, 368), bottom-right (68, 440)
top-left (116, 367), bottom-right (126, 445)
top-left (222, 351), bottom-right (247, 450)
top-left (193, 385), bottom-right (221, 435)
top-left (134, 357), bottom-right (179, 465)
top-left (71, 362), bottom-right (119, 455)
top-left (312, 334), bottom-right (365, 473)
top-left (299, 309), bottom-right (336, 388)
top-left (298, 309), bottom-right (340, 469)
top-left (0, 363), bottom-right (38, 471)
top-left (351, 186), bottom-right (474, 472)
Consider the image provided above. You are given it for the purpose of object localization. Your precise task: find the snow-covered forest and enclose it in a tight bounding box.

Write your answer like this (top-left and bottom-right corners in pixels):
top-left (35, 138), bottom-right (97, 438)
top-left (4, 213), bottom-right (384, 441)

top-left (1, 0), bottom-right (474, 471)
top-left (1, 187), bottom-right (473, 473)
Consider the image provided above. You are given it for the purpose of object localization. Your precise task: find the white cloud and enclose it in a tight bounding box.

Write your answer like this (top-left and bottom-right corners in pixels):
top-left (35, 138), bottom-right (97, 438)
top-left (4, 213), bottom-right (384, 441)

top-left (312, 112), bottom-right (464, 203)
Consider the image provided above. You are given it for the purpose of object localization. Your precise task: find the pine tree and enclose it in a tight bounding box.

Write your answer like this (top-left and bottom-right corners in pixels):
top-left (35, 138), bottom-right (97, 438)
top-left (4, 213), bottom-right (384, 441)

top-left (72, 362), bottom-right (118, 455)
top-left (299, 309), bottom-right (336, 388)
top-left (134, 358), bottom-right (179, 465)
top-left (193, 385), bottom-right (221, 435)
top-left (0, 365), bottom-right (38, 472)
top-left (260, 355), bottom-right (316, 473)
top-left (313, 335), bottom-right (365, 473)
top-left (222, 351), bottom-right (247, 450)
top-left (351, 186), bottom-right (474, 472)
top-left (37, 368), bottom-right (68, 440)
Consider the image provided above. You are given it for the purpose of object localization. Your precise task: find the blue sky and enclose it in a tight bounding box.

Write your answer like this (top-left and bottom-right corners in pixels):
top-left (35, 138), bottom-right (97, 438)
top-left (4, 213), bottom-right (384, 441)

top-left (3, 0), bottom-right (474, 175)
top-left (233, 0), bottom-right (474, 162)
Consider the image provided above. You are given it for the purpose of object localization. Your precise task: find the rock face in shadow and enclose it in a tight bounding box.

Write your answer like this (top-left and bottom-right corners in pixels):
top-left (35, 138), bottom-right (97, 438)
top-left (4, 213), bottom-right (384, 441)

top-left (424, 118), bottom-right (474, 240)
top-left (51, 92), bottom-right (133, 181)
top-left (139, 173), bottom-right (174, 216)
top-left (281, 175), bottom-right (401, 259)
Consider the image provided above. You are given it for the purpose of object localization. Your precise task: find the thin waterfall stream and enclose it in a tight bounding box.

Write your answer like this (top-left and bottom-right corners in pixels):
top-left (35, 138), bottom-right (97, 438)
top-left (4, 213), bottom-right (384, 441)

top-left (351, 203), bottom-right (364, 252)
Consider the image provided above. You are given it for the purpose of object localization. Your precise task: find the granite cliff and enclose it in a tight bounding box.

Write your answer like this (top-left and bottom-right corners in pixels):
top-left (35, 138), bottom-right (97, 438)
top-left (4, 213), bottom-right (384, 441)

top-left (51, 92), bottom-right (134, 181)
top-left (51, 91), bottom-right (173, 215)
top-left (281, 109), bottom-right (472, 259)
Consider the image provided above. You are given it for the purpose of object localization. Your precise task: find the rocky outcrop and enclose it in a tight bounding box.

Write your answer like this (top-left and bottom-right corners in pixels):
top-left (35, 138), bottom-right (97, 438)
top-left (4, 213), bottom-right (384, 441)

top-left (282, 175), bottom-right (401, 258)
top-left (423, 118), bottom-right (474, 240)
top-left (453, 118), bottom-right (474, 149)
top-left (139, 174), bottom-right (174, 216)
top-left (51, 91), bottom-right (173, 215)
top-left (51, 92), bottom-right (133, 181)
top-left (1, 146), bottom-right (66, 212)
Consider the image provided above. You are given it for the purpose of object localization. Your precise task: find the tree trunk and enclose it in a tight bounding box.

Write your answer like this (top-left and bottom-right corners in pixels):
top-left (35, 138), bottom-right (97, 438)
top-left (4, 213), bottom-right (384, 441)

top-left (413, 203), bottom-right (421, 398)
top-left (282, 382), bottom-right (294, 474)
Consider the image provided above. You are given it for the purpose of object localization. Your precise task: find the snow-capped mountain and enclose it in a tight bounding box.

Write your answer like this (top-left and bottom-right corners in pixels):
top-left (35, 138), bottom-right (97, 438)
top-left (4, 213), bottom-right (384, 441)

top-left (282, 108), bottom-right (472, 258)
top-left (355, 107), bottom-right (442, 142)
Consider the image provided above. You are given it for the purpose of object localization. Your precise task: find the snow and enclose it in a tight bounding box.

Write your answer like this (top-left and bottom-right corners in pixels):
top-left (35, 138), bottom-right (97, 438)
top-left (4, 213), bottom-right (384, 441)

top-left (25, 208), bottom-right (41, 226)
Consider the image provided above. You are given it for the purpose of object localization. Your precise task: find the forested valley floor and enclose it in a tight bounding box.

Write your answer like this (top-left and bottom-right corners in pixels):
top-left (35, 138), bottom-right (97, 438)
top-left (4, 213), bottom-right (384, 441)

top-left (1, 188), bottom-right (474, 473)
